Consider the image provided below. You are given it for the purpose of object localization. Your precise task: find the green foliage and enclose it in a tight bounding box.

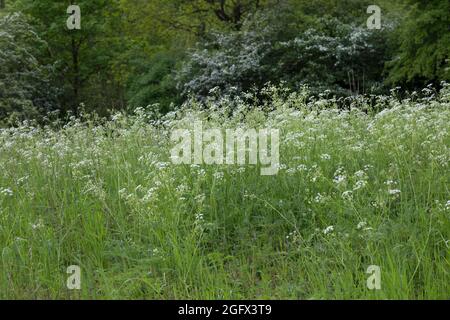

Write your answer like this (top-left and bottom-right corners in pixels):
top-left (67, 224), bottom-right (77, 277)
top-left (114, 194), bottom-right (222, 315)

top-left (15, 0), bottom-right (126, 114)
top-left (177, 10), bottom-right (391, 99)
top-left (0, 13), bottom-right (59, 125)
top-left (387, 0), bottom-right (450, 86)
top-left (120, 0), bottom-right (274, 36)
top-left (274, 18), bottom-right (391, 95)
top-left (1, 0), bottom-right (449, 119)
top-left (126, 50), bottom-right (182, 114)
top-left (175, 10), bottom-right (278, 98)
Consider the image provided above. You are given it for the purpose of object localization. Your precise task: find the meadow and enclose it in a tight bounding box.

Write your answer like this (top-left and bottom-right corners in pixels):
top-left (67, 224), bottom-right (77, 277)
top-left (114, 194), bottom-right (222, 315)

top-left (0, 86), bottom-right (449, 299)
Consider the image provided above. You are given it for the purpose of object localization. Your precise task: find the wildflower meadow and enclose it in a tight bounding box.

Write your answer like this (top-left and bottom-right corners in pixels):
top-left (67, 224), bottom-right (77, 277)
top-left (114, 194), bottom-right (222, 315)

top-left (1, 85), bottom-right (449, 299)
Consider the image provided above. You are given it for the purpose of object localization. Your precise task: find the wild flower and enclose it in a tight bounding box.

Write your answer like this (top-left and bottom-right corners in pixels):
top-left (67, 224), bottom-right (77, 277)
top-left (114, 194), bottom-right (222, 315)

top-left (194, 194), bottom-right (206, 204)
top-left (0, 188), bottom-right (13, 197)
top-left (342, 190), bottom-right (353, 201)
top-left (17, 176), bottom-right (29, 185)
top-left (388, 189), bottom-right (401, 196)
top-left (356, 221), bottom-right (367, 230)
top-left (151, 248), bottom-right (160, 256)
top-left (155, 162), bottom-right (169, 169)
top-left (194, 212), bottom-right (206, 232)
top-left (31, 220), bottom-right (44, 230)
top-left (286, 230), bottom-right (301, 246)
top-left (243, 191), bottom-right (256, 199)
top-left (384, 180), bottom-right (396, 186)
top-left (323, 225), bottom-right (334, 235)
top-left (353, 180), bottom-right (367, 191)
top-left (286, 168), bottom-right (296, 175)
top-left (354, 170), bottom-right (366, 178)
top-left (314, 193), bottom-right (325, 203)
top-left (153, 180), bottom-right (162, 187)
top-left (236, 167), bottom-right (246, 173)
top-left (142, 188), bottom-right (157, 202)
top-left (213, 171), bottom-right (224, 180)
top-left (320, 154), bottom-right (331, 161)
top-left (176, 184), bottom-right (188, 194)
top-left (195, 212), bottom-right (204, 222)
top-left (333, 175), bottom-right (346, 185)
top-left (118, 188), bottom-right (130, 200)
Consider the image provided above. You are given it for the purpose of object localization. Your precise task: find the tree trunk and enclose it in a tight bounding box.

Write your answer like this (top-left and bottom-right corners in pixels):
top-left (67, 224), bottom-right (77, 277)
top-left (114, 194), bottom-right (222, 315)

top-left (71, 36), bottom-right (80, 114)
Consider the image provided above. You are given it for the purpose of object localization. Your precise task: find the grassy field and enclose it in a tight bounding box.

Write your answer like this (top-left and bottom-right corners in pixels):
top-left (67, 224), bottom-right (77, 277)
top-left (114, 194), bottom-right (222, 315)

top-left (0, 87), bottom-right (449, 299)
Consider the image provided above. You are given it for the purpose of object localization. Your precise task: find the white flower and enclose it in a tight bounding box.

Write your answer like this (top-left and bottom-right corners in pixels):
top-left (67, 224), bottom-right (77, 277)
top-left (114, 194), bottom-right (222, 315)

top-left (0, 188), bottom-right (13, 197)
top-left (320, 154), bottom-right (331, 160)
top-left (445, 200), bottom-right (450, 211)
top-left (236, 167), bottom-right (246, 173)
top-left (286, 230), bottom-right (301, 245)
top-left (155, 162), bottom-right (169, 169)
top-left (194, 194), bottom-right (205, 203)
top-left (323, 225), bottom-right (334, 235)
top-left (342, 190), bottom-right (353, 200)
top-left (111, 113), bottom-right (122, 121)
top-left (176, 184), bottom-right (188, 193)
top-left (388, 189), bottom-right (401, 195)
top-left (243, 191), bottom-right (256, 199)
top-left (354, 170), bottom-right (366, 178)
top-left (213, 171), bottom-right (224, 180)
top-left (142, 188), bottom-right (156, 202)
top-left (314, 193), bottom-right (324, 203)
top-left (384, 180), bottom-right (396, 186)
top-left (195, 212), bottom-right (204, 221)
top-left (333, 175), bottom-right (346, 185)
top-left (357, 221), bottom-right (367, 230)
top-left (17, 176), bottom-right (29, 185)
top-left (286, 168), bottom-right (296, 175)
top-left (353, 180), bottom-right (367, 191)
top-left (31, 220), bottom-right (44, 230)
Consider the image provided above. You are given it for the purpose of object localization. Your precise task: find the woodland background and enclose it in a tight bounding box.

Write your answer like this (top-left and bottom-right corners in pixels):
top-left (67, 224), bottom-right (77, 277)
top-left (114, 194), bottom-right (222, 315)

top-left (0, 0), bottom-right (449, 124)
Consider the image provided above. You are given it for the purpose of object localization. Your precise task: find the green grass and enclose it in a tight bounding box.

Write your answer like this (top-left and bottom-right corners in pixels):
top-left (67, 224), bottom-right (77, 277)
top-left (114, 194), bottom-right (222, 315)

top-left (0, 88), bottom-right (449, 299)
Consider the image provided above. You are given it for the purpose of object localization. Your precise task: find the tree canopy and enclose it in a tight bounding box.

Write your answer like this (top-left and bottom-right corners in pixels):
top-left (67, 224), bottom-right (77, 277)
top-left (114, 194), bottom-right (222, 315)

top-left (0, 0), bottom-right (448, 122)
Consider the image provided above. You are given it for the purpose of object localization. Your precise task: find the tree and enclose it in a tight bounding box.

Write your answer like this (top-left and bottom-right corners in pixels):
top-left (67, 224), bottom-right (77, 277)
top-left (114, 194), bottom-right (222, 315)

top-left (126, 50), bottom-right (182, 113)
top-left (15, 0), bottom-right (126, 114)
top-left (120, 0), bottom-right (275, 39)
top-left (387, 0), bottom-right (450, 87)
top-left (0, 13), bottom-right (59, 124)
top-left (176, 9), bottom-right (390, 100)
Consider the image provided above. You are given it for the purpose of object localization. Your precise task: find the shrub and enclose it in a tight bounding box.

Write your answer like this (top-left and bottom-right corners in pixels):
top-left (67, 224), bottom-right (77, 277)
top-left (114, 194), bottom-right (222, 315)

top-left (0, 13), bottom-right (59, 125)
top-left (176, 12), bottom-right (391, 101)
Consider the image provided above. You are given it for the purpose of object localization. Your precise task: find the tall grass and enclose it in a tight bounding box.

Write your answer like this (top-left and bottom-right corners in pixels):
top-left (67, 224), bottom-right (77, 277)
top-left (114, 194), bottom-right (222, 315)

top-left (0, 86), bottom-right (449, 299)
